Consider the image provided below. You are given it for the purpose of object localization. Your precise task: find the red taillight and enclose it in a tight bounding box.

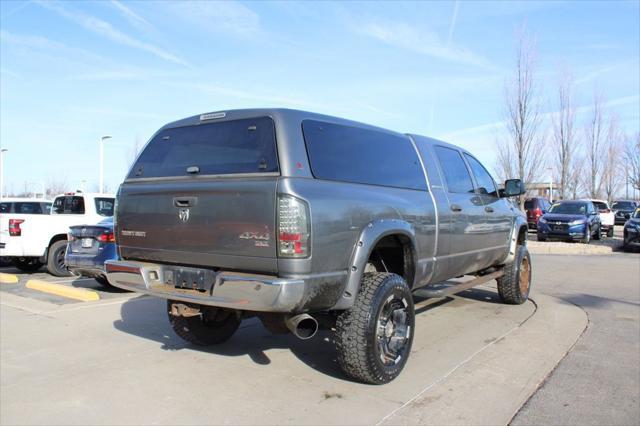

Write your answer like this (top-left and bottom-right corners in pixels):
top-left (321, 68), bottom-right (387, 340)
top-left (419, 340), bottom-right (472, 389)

top-left (68, 233), bottom-right (76, 242)
top-left (278, 195), bottom-right (310, 258)
top-left (97, 232), bottom-right (116, 243)
top-left (9, 219), bottom-right (24, 236)
top-left (534, 208), bottom-right (542, 217)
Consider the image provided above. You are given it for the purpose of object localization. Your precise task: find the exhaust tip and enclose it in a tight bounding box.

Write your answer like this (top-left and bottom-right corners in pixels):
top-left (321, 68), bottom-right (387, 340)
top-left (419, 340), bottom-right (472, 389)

top-left (285, 314), bottom-right (318, 340)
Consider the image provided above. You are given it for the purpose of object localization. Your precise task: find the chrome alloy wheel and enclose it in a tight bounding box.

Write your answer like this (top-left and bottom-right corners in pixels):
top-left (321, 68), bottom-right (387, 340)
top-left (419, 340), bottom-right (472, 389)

top-left (375, 294), bottom-right (412, 366)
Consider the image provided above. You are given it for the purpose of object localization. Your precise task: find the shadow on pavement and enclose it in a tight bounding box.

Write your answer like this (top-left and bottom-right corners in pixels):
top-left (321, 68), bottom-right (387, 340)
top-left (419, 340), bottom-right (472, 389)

top-left (555, 293), bottom-right (640, 309)
top-left (112, 285), bottom-right (509, 381)
top-left (113, 296), bottom-right (349, 381)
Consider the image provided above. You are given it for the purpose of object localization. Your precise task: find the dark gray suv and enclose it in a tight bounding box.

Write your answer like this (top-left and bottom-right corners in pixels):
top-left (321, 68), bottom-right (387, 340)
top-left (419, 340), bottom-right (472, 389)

top-left (106, 109), bottom-right (530, 384)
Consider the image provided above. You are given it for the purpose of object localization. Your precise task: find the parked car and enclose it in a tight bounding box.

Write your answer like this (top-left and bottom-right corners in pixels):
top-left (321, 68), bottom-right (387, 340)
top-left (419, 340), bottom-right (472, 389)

top-left (623, 208), bottom-right (640, 252)
top-left (612, 200), bottom-right (639, 225)
top-left (537, 200), bottom-right (601, 243)
top-left (0, 192), bottom-right (115, 276)
top-left (584, 199), bottom-right (615, 237)
top-left (105, 108), bottom-right (531, 384)
top-left (524, 197), bottom-right (551, 230)
top-left (65, 217), bottom-right (117, 287)
top-left (0, 197), bottom-right (52, 271)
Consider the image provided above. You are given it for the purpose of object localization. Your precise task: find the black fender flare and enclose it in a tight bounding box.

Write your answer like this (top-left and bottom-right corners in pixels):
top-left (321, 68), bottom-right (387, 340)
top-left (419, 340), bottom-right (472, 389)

top-left (331, 219), bottom-right (418, 310)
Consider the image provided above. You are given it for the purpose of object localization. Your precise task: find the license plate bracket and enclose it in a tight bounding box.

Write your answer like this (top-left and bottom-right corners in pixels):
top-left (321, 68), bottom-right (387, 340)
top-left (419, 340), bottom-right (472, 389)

top-left (168, 267), bottom-right (216, 293)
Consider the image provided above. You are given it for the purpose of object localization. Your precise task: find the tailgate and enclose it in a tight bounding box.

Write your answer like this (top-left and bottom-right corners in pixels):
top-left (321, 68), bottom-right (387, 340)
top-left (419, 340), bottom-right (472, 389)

top-left (117, 178), bottom-right (278, 272)
top-left (117, 114), bottom-right (281, 273)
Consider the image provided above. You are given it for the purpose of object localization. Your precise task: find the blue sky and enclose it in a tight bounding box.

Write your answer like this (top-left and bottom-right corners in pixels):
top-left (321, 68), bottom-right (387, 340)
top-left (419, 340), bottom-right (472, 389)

top-left (1, 0), bottom-right (638, 195)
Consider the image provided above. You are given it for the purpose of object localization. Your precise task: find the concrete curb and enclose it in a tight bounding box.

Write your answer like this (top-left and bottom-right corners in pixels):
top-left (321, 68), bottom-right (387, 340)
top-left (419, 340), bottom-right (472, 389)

top-left (528, 241), bottom-right (617, 255)
top-left (379, 293), bottom-right (588, 425)
top-left (25, 279), bottom-right (100, 302)
top-left (0, 273), bottom-right (19, 284)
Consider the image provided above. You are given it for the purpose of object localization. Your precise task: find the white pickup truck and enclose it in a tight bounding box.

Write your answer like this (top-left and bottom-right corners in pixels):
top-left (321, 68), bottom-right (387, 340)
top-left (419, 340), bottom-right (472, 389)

top-left (0, 192), bottom-right (115, 276)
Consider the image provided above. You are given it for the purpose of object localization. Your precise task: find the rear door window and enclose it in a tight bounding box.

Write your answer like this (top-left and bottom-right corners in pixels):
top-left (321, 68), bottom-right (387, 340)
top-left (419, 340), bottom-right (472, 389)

top-left (14, 202), bottom-right (43, 214)
top-left (129, 117), bottom-right (278, 179)
top-left (94, 198), bottom-right (115, 217)
top-left (52, 196), bottom-right (85, 214)
top-left (434, 146), bottom-right (474, 193)
top-left (0, 202), bottom-right (11, 213)
top-left (302, 120), bottom-right (426, 190)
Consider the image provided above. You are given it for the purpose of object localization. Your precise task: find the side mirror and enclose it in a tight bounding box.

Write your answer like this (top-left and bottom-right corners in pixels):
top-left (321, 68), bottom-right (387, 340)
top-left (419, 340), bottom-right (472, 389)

top-left (502, 179), bottom-right (526, 197)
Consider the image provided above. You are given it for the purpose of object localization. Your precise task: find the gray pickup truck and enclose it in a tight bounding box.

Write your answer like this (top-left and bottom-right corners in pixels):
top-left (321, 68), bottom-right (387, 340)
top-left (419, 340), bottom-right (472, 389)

top-left (106, 108), bottom-right (530, 384)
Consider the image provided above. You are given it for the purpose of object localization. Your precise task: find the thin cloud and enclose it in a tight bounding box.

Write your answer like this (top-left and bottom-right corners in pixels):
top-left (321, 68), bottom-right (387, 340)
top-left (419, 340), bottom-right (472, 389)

top-left (36, 1), bottom-right (188, 66)
top-left (446, 0), bottom-right (460, 46)
top-left (441, 95), bottom-right (640, 140)
top-left (109, 0), bottom-right (154, 34)
top-left (574, 65), bottom-right (619, 87)
top-left (353, 18), bottom-right (493, 69)
top-left (166, 1), bottom-right (261, 37)
top-left (0, 29), bottom-right (106, 63)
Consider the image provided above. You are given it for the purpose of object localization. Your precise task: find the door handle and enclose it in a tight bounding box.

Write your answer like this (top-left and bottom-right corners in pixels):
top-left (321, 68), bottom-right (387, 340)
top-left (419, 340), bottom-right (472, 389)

top-left (450, 204), bottom-right (463, 212)
top-left (174, 197), bottom-right (197, 208)
top-left (485, 206), bottom-right (494, 213)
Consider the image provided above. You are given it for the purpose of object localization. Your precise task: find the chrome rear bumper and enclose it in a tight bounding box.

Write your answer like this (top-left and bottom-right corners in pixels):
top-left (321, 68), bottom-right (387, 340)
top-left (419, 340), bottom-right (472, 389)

top-left (105, 260), bottom-right (306, 312)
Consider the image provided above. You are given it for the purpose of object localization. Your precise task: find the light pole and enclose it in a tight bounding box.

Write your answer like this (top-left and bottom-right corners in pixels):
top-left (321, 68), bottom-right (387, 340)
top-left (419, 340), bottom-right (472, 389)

top-left (547, 167), bottom-right (553, 202)
top-left (99, 136), bottom-right (111, 194)
top-left (0, 148), bottom-right (7, 199)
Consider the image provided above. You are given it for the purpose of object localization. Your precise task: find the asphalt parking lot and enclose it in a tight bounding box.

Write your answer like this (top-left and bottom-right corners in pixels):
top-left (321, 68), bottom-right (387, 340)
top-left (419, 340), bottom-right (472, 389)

top-left (0, 265), bottom-right (132, 304)
top-left (1, 251), bottom-right (638, 425)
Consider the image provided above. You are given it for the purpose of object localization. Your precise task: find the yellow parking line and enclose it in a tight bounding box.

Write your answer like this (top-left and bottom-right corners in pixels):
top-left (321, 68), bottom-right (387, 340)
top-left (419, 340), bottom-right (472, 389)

top-left (25, 280), bottom-right (100, 302)
top-left (0, 273), bottom-right (19, 284)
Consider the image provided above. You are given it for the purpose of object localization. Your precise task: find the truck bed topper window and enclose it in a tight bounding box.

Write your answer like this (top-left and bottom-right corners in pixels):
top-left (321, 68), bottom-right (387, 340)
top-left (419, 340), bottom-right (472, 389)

top-left (302, 120), bottom-right (427, 191)
top-left (129, 117), bottom-right (278, 179)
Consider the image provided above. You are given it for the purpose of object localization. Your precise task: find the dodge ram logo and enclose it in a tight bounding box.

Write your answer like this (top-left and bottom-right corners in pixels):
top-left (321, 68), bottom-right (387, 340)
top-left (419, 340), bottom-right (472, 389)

top-left (178, 209), bottom-right (190, 222)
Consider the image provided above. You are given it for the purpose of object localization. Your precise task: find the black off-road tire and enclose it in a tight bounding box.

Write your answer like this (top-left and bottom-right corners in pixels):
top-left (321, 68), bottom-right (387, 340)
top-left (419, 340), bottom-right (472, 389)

top-left (593, 225), bottom-right (601, 240)
top-left (12, 257), bottom-right (43, 272)
top-left (607, 227), bottom-right (614, 238)
top-left (46, 240), bottom-right (72, 277)
top-left (497, 244), bottom-right (532, 305)
top-left (536, 233), bottom-right (546, 242)
top-left (167, 300), bottom-right (241, 346)
top-left (334, 272), bottom-right (415, 385)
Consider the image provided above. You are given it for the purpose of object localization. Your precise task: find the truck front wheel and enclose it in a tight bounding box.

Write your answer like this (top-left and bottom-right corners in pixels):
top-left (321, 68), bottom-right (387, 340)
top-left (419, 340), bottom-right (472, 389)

top-left (497, 244), bottom-right (532, 305)
top-left (334, 272), bottom-right (415, 384)
top-left (167, 301), bottom-right (241, 346)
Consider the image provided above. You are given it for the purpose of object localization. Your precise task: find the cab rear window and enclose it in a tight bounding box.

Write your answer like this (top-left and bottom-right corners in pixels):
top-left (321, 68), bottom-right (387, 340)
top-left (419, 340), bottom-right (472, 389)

top-left (129, 117), bottom-right (278, 179)
top-left (52, 196), bottom-right (85, 214)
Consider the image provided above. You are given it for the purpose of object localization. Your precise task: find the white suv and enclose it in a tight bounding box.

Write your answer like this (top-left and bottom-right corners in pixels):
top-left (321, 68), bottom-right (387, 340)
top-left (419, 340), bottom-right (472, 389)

top-left (587, 199), bottom-right (615, 237)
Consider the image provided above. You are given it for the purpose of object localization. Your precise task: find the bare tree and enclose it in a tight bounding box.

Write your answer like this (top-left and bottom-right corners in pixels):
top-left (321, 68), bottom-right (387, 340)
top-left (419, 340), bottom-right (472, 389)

top-left (584, 91), bottom-right (607, 199)
top-left (45, 177), bottom-right (69, 198)
top-left (551, 70), bottom-right (577, 200)
top-left (601, 115), bottom-right (624, 204)
top-left (565, 158), bottom-right (582, 200)
top-left (626, 132), bottom-right (640, 193)
top-left (129, 135), bottom-right (143, 169)
top-left (496, 27), bottom-right (546, 209)
top-left (495, 144), bottom-right (515, 183)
